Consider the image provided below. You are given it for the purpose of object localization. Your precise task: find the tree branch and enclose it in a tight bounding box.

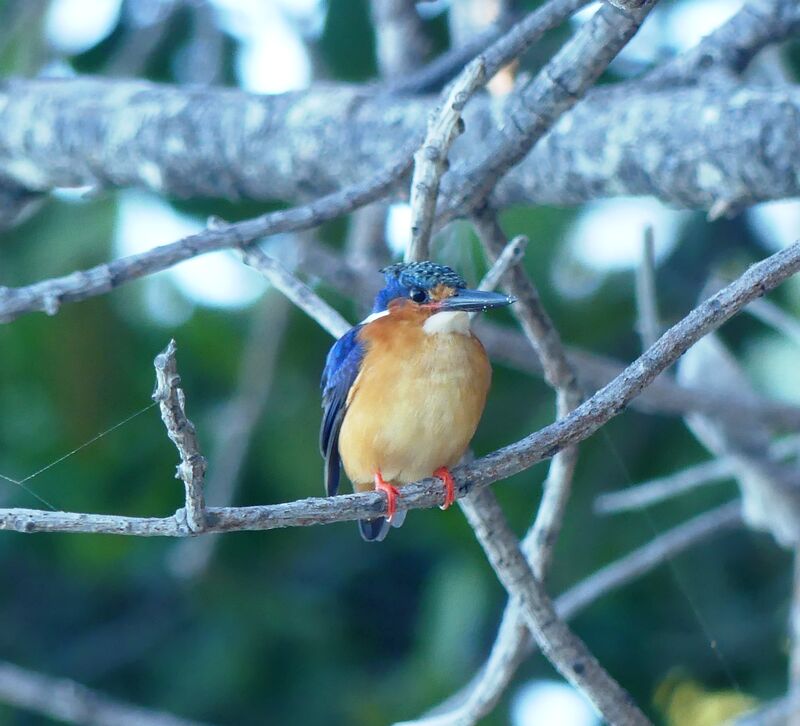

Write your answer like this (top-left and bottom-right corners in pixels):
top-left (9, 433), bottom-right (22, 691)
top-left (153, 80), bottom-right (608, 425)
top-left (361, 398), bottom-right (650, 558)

top-left (371, 0), bottom-right (429, 79)
top-left (0, 143), bottom-right (415, 323)
top-left (239, 244), bottom-right (350, 338)
top-left (152, 340), bottom-right (207, 533)
top-left (595, 434), bottom-right (800, 515)
top-left (2, 79), bottom-right (800, 218)
top-left (0, 660), bottom-right (211, 726)
top-left (646, 0), bottom-right (800, 86)
top-left (1, 241), bottom-right (796, 536)
top-left (408, 501), bottom-right (742, 726)
top-left (439, 0), bottom-right (658, 219)
top-left (169, 295), bottom-right (290, 577)
top-left (459, 488), bottom-right (650, 725)
top-left (635, 226), bottom-right (661, 350)
top-left (406, 58), bottom-right (485, 261)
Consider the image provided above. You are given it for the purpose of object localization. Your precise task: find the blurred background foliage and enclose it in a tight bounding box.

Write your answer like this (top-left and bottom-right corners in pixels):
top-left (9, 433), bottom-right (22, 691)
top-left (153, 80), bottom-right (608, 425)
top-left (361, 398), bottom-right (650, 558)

top-left (0, 0), bottom-right (800, 724)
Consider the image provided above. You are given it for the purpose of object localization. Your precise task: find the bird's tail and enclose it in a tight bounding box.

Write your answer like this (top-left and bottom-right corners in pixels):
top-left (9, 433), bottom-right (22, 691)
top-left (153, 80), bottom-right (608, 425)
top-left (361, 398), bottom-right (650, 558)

top-left (357, 509), bottom-right (406, 542)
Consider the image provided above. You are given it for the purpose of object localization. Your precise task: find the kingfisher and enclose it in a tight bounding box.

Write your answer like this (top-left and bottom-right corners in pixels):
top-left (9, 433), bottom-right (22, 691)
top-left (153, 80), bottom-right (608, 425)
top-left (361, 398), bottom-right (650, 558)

top-left (320, 261), bottom-right (515, 541)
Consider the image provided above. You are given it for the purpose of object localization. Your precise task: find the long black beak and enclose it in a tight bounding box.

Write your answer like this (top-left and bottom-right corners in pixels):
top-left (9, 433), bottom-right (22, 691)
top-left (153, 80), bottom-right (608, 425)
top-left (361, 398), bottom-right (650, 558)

top-left (438, 289), bottom-right (516, 313)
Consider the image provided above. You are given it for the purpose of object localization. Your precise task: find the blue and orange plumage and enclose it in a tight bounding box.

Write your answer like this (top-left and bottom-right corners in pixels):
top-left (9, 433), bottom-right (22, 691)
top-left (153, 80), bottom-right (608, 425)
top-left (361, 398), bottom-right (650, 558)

top-left (320, 261), bottom-right (514, 541)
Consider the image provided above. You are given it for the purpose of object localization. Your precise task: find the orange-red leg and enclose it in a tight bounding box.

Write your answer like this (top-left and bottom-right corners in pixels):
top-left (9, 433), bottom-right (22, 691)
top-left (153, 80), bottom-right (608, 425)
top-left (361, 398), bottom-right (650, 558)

top-left (434, 467), bottom-right (456, 510)
top-left (374, 470), bottom-right (400, 522)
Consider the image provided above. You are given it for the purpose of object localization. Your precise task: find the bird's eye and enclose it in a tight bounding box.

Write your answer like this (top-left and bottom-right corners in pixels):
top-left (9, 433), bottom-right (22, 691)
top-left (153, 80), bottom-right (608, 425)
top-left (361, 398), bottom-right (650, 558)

top-left (409, 288), bottom-right (428, 304)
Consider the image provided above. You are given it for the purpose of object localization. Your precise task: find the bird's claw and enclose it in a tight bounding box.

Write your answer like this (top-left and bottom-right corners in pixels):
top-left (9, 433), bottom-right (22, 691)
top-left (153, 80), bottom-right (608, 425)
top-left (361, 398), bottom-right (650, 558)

top-left (434, 467), bottom-right (456, 510)
top-left (374, 471), bottom-right (400, 522)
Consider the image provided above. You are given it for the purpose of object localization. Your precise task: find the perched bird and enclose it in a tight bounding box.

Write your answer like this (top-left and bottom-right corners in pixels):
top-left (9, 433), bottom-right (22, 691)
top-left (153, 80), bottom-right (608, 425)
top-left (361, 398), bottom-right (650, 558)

top-left (320, 261), bottom-right (515, 541)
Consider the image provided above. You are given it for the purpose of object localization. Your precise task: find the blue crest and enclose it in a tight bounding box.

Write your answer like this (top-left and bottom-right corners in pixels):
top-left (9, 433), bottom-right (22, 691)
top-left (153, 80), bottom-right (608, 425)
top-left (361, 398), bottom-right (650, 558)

top-left (373, 261), bottom-right (466, 312)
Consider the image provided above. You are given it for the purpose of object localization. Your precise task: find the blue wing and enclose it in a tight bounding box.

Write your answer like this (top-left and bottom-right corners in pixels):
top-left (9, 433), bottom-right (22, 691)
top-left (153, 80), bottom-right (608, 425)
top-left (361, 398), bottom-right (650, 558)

top-left (320, 325), bottom-right (364, 497)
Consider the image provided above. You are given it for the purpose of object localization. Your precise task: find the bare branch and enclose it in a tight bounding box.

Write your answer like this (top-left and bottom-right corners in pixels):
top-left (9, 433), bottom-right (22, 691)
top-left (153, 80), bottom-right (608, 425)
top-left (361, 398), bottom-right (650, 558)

top-left (0, 660), bottom-right (211, 726)
top-left (595, 434), bottom-right (800, 514)
top-left (746, 296), bottom-right (800, 348)
top-left (474, 209), bottom-right (583, 575)
top-left (463, 210), bottom-right (584, 721)
top-left (440, 0), bottom-right (658, 220)
top-left (636, 226), bottom-right (661, 350)
top-left (473, 211), bottom-right (581, 413)
top-left (477, 235), bottom-right (528, 292)
top-left (2, 80), bottom-right (800, 216)
top-left (478, 321), bottom-right (800, 429)
top-left (646, 0), bottom-right (800, 86)
top-left (371, 0), bottom-right (429, 79)
top-left (0, 144), bottom-right (415, 323)
top-left (413, 501), bottom-right (742, 726)
top-left (1, 242), bottom-right (799, 536)
top-left (406, 58), bottom-right (485, 262)
top-left (390, 0), bottom-right (610, 106)
top-left (152, 340), bottom-right (207, 533)
top-left (459, 488), bottom-right (650, 725)
top-left (169, 295), bottom-right (290, 577)
top-left (297, 239), bottom-right (800, 427)
top-left (678, 333), bottom-right (800, 547)
top-left (240, 245), bottom-right (350, 339)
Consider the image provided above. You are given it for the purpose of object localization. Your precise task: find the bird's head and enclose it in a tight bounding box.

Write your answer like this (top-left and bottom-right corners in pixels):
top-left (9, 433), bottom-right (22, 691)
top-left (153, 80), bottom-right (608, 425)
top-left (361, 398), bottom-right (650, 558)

top-left (372, 261), bottom-right (515, 322)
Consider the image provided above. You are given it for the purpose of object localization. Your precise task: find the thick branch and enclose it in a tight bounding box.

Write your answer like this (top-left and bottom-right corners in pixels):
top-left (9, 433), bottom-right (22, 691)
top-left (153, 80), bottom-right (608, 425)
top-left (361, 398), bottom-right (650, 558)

top-left (2, 243), bottom-right (798, 536)
top-left (1, 81), bottom-right (800, 213)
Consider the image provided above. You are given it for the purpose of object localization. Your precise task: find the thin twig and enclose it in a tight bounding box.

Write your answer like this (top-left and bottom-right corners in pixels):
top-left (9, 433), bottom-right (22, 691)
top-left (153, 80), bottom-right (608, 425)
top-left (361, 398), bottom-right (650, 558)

top-left (299, 238), bottom-right (800, 428)
top-left (410, 501), bottom-right (741, 726)
top-left (169, 294), bottom-right (290, 577)
top-left (645, 0), bottom-right (800, 86)
top-left (595, 434), bottom-right (800, 515)
top-left (0, 143), bottom-right (416, 323)
top-left (439, 0), bottom-right (658, 222)
top-left (461, 210), bottom-right (584, 723)
top-left (0, 659), bottom-right (212, 726)
top-left (478, 320), bottom-right (800, 429)
top-left (459, 488), bottom-right (650, 725)
top-left (152, 340), bottom-right (207, 533)
top-left (473, 209), bottom-right (582, 575)
top-left (239, 245), bottom-right (350, 339)
top-left (636, 225), bottom-right (661, 350)
top-left (746, 296), bottom-right (800, 348)
top-left (1, 242), bottom-right (799, 536)
top-left (476, 235), bottom-right (528, 293)
top-left (406, 58), bottom-right (485, 262)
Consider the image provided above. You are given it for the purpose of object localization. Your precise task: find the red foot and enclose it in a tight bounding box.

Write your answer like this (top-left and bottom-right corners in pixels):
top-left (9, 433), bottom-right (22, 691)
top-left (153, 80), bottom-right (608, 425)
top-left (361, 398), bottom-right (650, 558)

top-left (374, 471), bottom-right (400, 522)
top-left (434, 467), bottom-right (456, 510)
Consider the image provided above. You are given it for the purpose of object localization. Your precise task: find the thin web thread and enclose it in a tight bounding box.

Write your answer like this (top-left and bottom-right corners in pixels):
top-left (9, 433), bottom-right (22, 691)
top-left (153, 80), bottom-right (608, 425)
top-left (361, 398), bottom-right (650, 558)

top-left (0, 401), bottom-right (158, 512)
top-left (599, 426), bottom-right (743, 694)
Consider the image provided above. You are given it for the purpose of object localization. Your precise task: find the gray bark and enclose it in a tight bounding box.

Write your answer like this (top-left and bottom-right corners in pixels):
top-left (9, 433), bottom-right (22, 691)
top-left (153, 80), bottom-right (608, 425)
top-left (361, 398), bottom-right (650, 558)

top-left (1, 78), bottom-right (800, 215)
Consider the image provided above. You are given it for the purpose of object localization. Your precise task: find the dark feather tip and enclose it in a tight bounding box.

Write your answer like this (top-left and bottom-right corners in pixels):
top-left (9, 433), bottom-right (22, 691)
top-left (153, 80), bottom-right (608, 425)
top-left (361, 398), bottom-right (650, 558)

top-left (358, 517), bottom-right (390, 542)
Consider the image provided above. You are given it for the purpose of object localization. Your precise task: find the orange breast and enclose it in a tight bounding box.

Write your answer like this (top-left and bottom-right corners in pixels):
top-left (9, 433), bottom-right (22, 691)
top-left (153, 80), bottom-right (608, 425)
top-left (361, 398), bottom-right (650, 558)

top-left (337, 308), bottom-right (491, 490)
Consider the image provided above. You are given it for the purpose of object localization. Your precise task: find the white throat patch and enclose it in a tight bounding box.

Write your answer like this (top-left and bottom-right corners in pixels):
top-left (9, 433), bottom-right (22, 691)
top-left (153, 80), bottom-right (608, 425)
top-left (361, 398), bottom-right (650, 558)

top-left (423, 310), bottom-right (471, 336)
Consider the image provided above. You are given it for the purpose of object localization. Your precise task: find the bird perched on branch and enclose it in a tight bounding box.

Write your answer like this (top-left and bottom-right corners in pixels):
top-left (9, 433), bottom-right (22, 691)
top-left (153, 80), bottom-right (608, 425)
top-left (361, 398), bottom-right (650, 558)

top-left (320, 261), bottom-right (515, 541)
